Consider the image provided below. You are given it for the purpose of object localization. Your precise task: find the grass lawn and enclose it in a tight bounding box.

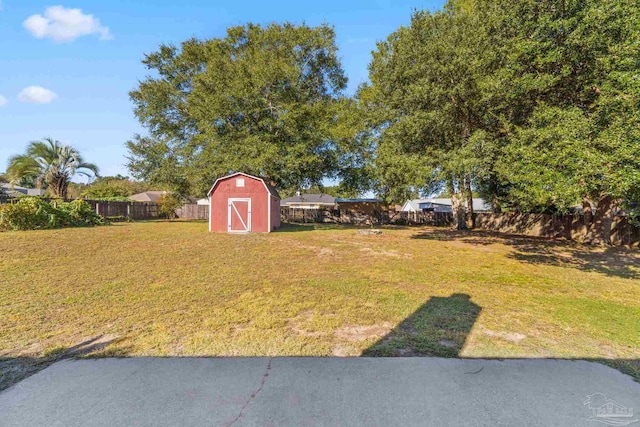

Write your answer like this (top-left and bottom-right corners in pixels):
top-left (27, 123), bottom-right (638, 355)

top-left (1, 221), bottom-right (639, 389)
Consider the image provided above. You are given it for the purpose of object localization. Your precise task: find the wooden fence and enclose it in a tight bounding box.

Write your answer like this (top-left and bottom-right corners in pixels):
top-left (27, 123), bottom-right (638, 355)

top-left (86, 200), bottom-right (159, 220)
top-left (175, 205), bottom-right (454, 226)
top-left (175, 204), bottom-right (209, 220)
top-left (389, 210), bottom-right (454, 226)
top-left (280, 207), bottom-right (453, 226)
top-left (475, 212), bottom-right (639, 247)
top-left (0, 197), bottom-right (159, 220)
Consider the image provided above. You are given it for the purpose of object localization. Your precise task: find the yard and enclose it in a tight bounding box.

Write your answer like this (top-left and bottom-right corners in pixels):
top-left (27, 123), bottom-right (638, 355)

top-left (1, 221), bottom-right (638, 389)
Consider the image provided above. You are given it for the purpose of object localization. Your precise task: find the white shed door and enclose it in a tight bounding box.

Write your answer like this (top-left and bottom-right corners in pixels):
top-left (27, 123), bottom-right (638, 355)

top-left (228, 198), bottom-right (251, 232)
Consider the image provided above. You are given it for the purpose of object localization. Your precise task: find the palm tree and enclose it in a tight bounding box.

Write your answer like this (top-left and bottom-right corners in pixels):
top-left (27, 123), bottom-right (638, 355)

top-left (6, 138), bottom-right (99, 199)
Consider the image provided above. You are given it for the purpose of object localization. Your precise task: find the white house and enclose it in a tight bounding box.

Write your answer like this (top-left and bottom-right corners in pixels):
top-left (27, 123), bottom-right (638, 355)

top-left (0, 183), bottom-right (45, 197)
top-left (401, 197), bottom-right (491, 213)
top-left (281, 193), bottom-right (337, 209)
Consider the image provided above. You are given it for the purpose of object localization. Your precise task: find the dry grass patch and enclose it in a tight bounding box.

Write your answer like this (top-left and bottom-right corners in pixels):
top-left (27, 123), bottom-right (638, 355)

top-left (1, 221), bottom-right (638, 389)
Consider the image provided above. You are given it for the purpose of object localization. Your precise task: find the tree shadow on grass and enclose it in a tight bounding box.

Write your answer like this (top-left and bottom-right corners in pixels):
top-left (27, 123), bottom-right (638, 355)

top-left (412, 229), bottom-right (640, 280)
top-left (278, 222), bottom-right (371, 232)
top-left (0, 335), bottom-right (127, 392)
top-left (363, 293), bottom-right (481, 357)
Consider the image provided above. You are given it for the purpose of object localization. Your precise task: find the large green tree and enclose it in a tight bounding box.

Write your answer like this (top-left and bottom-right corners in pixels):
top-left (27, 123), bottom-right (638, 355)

top-left (474, 0), bottom-right (640, 244)
top-left (6, 138), bottom-right (99, 199)
top-left (128, 22), bottom-right (361, 196)
top-left (362, 5), bottom-right (489, 228)
top-left (365, 0), bottom-right (640, 241)
top-left (79, 175), bottom-right (151, 200)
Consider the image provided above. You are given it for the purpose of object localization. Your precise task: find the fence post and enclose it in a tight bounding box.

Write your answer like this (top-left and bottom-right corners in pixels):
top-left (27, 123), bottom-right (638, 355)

top-left (95, 202), bottom-right (100, 216)
top-left (127, 203), bottom-right (131, 219)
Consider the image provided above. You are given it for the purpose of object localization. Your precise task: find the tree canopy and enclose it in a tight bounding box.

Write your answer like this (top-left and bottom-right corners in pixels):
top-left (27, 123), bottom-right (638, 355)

top-left (77, 175), bottom-right (151, 200)
top-left (360, 4), bottom-right (490, 228)
top-left (128, 22), bottom-right (360, 196)
top-left (360, 0), bottom-right (640, 239)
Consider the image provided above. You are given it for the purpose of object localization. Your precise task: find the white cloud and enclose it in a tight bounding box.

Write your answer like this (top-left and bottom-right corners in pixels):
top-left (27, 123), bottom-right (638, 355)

top-left (0, 95), bottom-right (7, 107)
top-left (18, 86), bottom-right (58, 104)
top-left (23, 6), bottom-right (112, 42)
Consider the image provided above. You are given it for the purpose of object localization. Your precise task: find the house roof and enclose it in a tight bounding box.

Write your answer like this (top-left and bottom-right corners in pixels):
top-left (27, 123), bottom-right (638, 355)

top-left (206, 172), bottom-right (280, 199)
top-left (403, 197), bottom-right (491, 212)
top-left (335, 198), bottom-right (383, 203)
top-left (402, 199), bottom-right (428, 211)
top-left (0, 183), bottom-right (45, 196)
top-left (128, 191), bottom-right (169, 203)
top-left (282, 194), bottom-right (336, 204)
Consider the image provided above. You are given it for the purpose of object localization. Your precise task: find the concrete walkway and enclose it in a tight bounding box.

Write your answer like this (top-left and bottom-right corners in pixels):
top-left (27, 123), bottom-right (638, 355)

top-left (0, 358), bottom-right (638, 426)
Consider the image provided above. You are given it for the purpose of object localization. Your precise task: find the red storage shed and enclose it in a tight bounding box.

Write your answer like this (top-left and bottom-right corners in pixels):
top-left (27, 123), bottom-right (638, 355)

top-left (208, 172), bottom-right (281, 233)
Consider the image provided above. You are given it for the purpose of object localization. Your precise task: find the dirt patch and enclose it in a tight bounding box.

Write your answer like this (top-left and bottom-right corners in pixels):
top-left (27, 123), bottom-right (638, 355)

top-left (319, 247), bottom-right (335, 256)
top-left (358, 247), bottom-right (404, 258)
top-left (287, 310), bottom-right (327, 338)
top-left (331, 345), bottom-right (356, 357)
top-left (481, 328), bottom-right (526, 343)
top-left (286, 241), bottom-right (337, 257)
top-left (334, 323), bottom-right (393, 342)
top-left (331, 323), bottom-right (394, 356)
top-left (438, 339), bottom-right (459, 348)
top-left (447, 240), bottom-right (498, 252)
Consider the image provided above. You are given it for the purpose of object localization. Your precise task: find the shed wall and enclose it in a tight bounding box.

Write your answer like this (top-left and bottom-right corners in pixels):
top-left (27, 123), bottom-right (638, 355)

top-left (271, 195), bottom-right (281, 231)
top-left (210, 176), bottom-right (270, 232)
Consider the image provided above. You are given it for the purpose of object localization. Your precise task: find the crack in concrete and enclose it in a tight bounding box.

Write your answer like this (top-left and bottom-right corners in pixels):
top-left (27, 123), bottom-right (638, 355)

top-left (225, 358), bottom-right (273, 426)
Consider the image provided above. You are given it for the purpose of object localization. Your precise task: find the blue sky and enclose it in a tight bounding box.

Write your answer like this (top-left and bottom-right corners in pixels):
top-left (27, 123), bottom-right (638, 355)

top-left (0, 0), bottom-right (445, 180)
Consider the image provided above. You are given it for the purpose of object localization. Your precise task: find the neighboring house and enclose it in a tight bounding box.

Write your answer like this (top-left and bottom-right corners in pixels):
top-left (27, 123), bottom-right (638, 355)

top-left (0, 183), bottom-right (46, 197)
top-left (281, 193), bottom-right (336, 209)
top-left (196, 198), bottom-right (210, 206)
top-left (336, 198), bottom-right (386, 214)
top-left (128, 191), bottom-right (170, 203)
top-left (401, 198), bottom-right (491, 213)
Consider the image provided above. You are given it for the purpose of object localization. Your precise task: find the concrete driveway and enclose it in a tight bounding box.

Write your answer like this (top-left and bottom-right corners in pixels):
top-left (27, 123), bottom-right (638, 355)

top-left (0, 358), bottom-right (638, 426)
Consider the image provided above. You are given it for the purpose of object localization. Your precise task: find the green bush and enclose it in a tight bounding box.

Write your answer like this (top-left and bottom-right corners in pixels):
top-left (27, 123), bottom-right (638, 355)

top-left (158, 193), bottom-right (182, 220)
top-left (57, 199), bottom-right (105, 226)
top-left (0, 198), bottom-right (105, 231)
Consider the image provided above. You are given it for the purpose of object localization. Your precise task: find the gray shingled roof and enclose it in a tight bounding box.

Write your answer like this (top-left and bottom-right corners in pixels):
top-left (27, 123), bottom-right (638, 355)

top-left (282, 194), bottom-right (336, 204)
top-left (128, 191), bottom-right (169, 203)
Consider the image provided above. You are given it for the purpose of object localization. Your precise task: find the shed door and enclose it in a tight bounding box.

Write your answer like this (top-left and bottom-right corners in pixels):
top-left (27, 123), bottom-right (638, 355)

top-left (228, 198), bottom-right (251, 232)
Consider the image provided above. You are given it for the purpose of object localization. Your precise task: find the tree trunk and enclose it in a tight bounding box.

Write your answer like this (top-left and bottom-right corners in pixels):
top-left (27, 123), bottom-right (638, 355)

top-left (464, 175), bottom-right (475, 229)
top-left (582, 197), bottom-right (593, 229)
top-left (490, 178), bottom-right (501, 213)
top-left (584, 195), bottom-right (616, 246)
top-left (449, 179), bottom-right (467, 230)
top-left (48, 175), bottom-right (70, 199)
top-left (50, 178), bottom-right (62, 198)
top-left (491, 192), bottom-right (501, 214)
top-left (60, 180), bottom-right (69, 200)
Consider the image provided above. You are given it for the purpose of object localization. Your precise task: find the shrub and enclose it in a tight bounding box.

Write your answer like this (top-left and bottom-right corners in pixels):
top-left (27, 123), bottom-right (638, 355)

top-left (158, 193), bottom-right (182, 220)
top-left (57, 199), bottom-right (105, 227)
top-left (0, 198), bottom-right (104, 231)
